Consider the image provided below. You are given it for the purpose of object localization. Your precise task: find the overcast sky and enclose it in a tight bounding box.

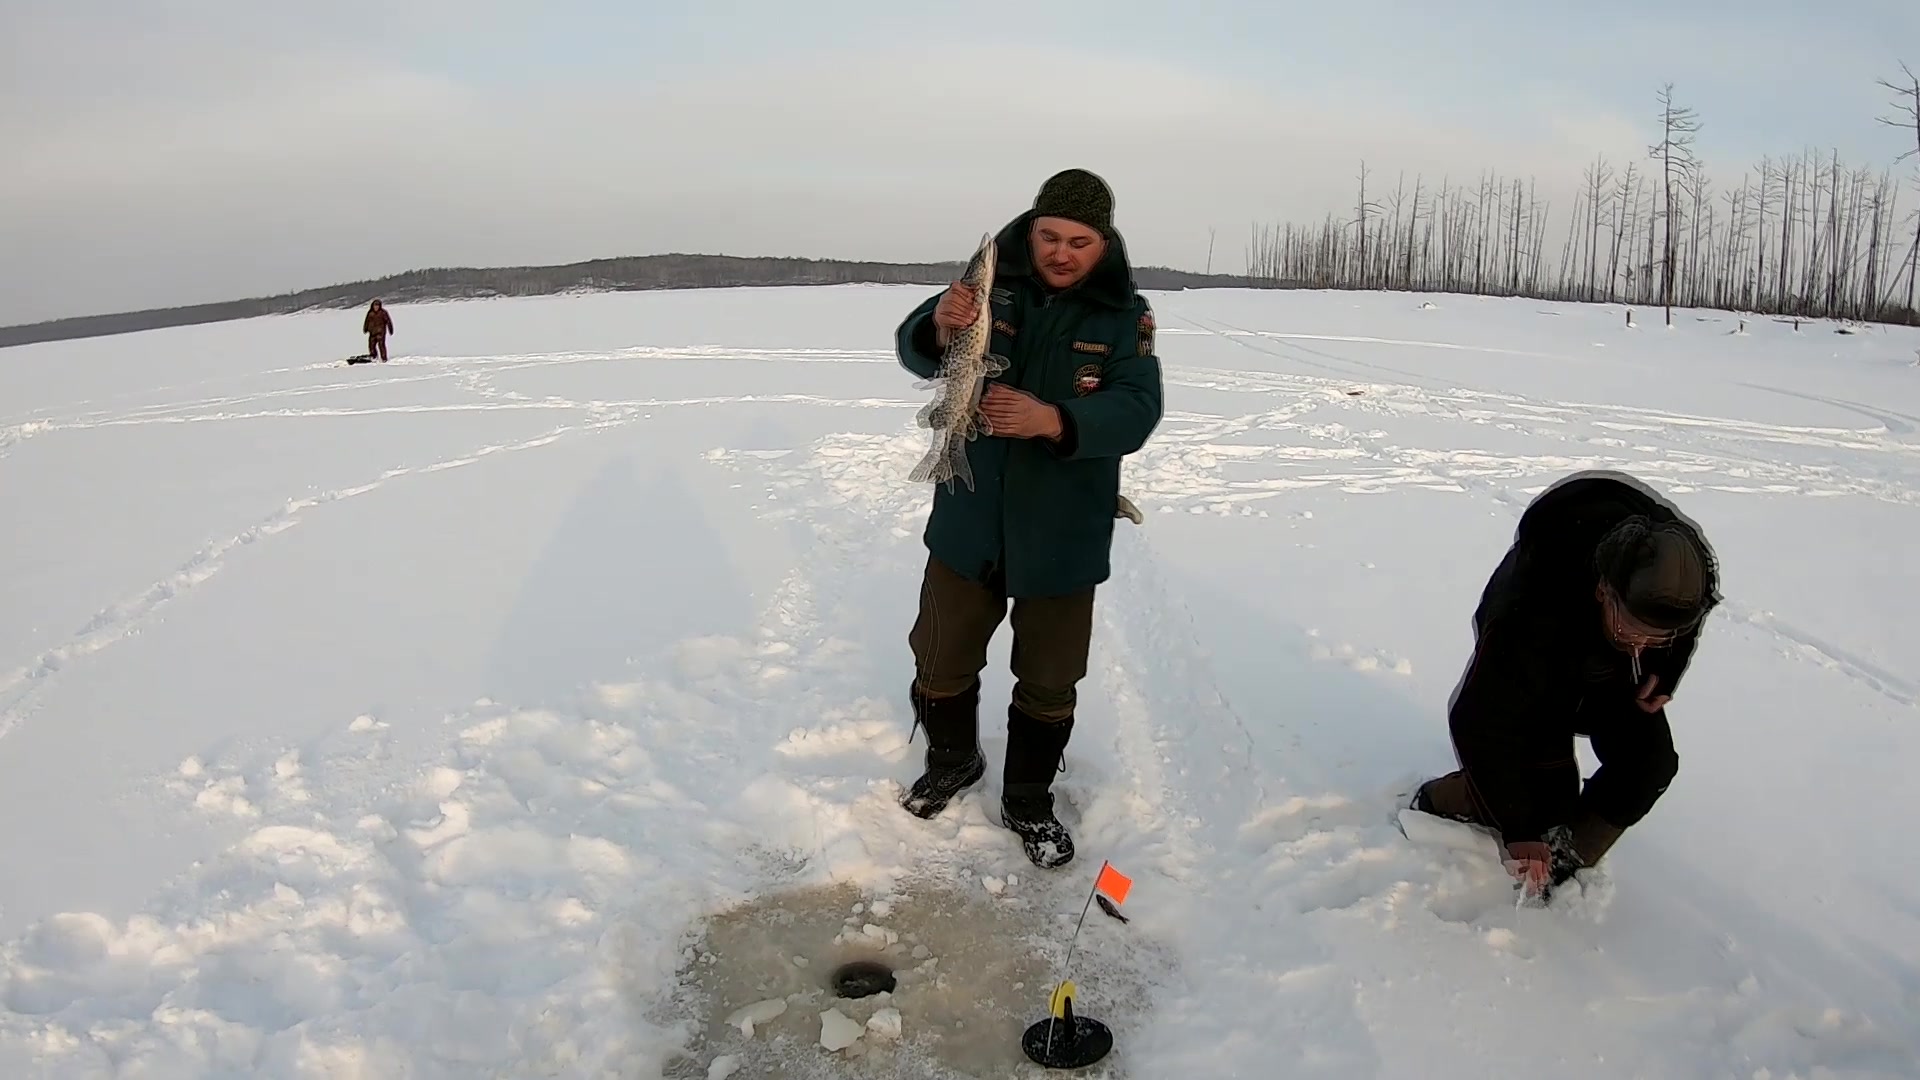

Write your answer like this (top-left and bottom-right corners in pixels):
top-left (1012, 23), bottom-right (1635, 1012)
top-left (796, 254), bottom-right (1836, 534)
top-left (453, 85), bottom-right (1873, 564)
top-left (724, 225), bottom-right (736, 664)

top-left (3, 0), bottom-right (1916, 325)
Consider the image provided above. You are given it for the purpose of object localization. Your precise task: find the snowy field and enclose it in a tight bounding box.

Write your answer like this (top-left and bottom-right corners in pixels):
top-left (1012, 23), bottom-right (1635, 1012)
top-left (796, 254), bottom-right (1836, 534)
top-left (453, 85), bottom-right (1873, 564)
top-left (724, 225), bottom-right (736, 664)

top-left (2, 284), bottom-right (1918, 1078)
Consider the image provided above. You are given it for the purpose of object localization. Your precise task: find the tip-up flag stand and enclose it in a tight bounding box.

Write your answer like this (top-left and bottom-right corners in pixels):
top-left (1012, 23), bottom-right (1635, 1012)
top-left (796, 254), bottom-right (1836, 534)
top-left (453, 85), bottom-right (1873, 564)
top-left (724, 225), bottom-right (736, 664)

top-left (1021, 860), bottom-right (1132, 1069)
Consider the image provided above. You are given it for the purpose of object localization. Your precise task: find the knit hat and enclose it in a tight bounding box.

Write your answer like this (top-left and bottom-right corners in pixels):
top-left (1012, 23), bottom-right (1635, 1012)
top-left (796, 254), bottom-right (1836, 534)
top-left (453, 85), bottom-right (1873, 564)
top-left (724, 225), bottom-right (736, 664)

top-left (1033, 168), bottom-right (1115, 233)
top-left (1595, 516), bottom-right (1718, 631)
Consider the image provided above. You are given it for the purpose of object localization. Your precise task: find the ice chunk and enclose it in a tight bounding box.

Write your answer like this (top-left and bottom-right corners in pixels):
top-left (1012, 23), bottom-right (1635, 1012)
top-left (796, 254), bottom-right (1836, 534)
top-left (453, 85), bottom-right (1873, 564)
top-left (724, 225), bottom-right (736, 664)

top-left (866, 1007), bottom-right (903, 1041)
top-left (819, 1007), bottom-right (864, 1051)
top-left (723, 997), bottom-right (787, 1037)
top-left (707, 1056), bottom-right (740, 1079)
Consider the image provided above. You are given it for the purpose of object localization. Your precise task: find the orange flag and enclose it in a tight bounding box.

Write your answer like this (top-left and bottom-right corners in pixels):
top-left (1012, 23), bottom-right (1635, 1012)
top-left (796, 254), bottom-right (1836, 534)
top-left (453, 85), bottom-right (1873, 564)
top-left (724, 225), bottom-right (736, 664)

top-left (1094, 861), bottom-right (1132, 907)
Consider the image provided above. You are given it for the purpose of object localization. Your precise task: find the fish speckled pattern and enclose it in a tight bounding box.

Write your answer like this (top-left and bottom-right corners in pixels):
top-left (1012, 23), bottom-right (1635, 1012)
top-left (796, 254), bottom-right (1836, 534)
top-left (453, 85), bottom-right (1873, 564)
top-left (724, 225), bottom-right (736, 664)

top-left (909, 233), bottom-right (1006, 492)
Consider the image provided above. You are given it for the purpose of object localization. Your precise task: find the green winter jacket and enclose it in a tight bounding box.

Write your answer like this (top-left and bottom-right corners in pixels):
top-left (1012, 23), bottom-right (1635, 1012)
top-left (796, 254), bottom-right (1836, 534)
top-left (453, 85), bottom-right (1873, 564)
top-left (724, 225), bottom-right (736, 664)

top-left (895, 209), bottom-right (1164, 598)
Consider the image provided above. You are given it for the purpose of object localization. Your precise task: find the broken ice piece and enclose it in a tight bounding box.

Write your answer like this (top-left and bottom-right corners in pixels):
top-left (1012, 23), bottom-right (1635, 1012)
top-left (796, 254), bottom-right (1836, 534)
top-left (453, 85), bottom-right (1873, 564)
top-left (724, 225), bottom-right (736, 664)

top-left (791, 956), bottom-right (809, 968)
top-left (707, 1055), bottom-right (740, 1080)
top-left (818, 1008), bottom-right (863, 1052)
top-left (911, 945), bottom-right (931, 960)
top-left (870, 900), bottom-right (892, 917)
top-left (724, 998), bottom-right (787, 1037)
top-left (866, 1007), bottom-right (903, 1041)
top-left (983, 875), bottom-right (1005, 895)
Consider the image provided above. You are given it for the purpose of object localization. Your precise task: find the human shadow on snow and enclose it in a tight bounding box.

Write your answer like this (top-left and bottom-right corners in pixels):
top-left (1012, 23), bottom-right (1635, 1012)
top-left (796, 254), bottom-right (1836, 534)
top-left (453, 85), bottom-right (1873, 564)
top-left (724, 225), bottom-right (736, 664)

top-left (481, 451), bottom-right (759, 710)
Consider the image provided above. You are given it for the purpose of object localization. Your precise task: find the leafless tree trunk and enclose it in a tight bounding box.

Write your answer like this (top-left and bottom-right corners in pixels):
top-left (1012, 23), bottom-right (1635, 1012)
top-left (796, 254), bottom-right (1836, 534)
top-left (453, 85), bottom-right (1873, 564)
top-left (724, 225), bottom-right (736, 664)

top-left (1648, 83), bottom-right (1702, 325)
top-left (1879, 61), bottom-right (1919, 312)
top-left (1233, 77), bottom-right (1918, 327)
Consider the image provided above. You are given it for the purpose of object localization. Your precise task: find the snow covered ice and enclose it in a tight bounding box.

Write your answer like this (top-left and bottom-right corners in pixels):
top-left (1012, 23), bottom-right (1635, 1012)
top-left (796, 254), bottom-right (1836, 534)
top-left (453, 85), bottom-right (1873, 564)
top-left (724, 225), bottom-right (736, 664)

top-left (1, 285), bottom-right (1918, 1077)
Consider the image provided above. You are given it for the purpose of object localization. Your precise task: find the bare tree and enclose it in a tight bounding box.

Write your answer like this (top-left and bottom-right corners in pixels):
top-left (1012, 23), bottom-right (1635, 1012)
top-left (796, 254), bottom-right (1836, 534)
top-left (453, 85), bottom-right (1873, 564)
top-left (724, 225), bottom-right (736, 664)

top-left (1648, 83), bottom-right (1703, 325)
top-left (1355, 161), bottom-right (1385, 289)
top-left (1879, 61), bottom-right (1919, 311)
top-left (1583, 154), bottom-right (1615, 301)
top-left (1237, 76), bottom-right (1920, 327)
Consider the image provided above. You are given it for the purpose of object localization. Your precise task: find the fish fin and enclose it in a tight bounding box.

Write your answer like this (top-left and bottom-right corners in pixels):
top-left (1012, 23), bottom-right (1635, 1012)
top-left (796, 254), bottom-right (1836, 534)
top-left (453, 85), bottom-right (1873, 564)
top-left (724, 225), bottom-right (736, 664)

top-left (982, 352), bottom-right (1011, 377)
top-left (908, 432), bottom-right (952, 485)
top-left (949, 430), bottom-right (975, 492)
top-left (968, 407), bottom-right (993, 440)
top-left (912, 375), bottom-right (943, 392)
top-left (915, 396), bottom-right (946, 430)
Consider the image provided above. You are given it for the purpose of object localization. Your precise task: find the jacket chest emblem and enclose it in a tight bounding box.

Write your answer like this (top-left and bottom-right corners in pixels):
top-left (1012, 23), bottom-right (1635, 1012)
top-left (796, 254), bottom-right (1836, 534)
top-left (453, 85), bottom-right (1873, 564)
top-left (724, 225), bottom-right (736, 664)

top-left (1073, 363), bottom-right (1103, 396)
top-left (993, 318), bottom-right (1019, 337)
top-left (1070, 340), bottom-right (1111, 356)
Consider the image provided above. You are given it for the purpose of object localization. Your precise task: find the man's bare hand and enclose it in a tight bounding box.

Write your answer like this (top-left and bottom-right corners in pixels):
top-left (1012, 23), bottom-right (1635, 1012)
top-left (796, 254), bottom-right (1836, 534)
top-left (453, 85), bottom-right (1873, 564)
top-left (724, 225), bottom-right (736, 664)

top-left (1635, 674), bottom-right (1671, 714)
top-left (931, 280), bottom-right (981, 346)
top-left (979, 383), bottom-right (1062, 440)
top-left (1504, 840), bottom-right (1552, 896)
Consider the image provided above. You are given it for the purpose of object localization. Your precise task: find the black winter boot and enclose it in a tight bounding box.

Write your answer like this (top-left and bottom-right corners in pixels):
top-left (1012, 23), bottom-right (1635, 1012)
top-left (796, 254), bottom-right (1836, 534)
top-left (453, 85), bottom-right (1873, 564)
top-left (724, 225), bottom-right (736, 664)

top-left (998, 704), bottom-right (1075, 869)
top-left (900, 681), bottom-right (986, 819)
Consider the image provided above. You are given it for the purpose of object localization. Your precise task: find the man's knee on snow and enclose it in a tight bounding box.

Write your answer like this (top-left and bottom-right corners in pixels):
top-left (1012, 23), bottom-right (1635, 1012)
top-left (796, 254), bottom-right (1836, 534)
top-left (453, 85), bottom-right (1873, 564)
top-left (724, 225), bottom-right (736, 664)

top-left (1412, 770), bottom-right (1486, 825)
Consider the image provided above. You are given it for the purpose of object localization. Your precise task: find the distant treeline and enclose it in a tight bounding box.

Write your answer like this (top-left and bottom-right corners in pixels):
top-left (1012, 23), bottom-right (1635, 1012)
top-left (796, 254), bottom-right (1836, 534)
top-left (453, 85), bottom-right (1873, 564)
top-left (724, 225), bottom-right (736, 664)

top-left (0, 254), bottom-right (1267, 350)
top-left (1246, 73), bottom-right (1920, 329)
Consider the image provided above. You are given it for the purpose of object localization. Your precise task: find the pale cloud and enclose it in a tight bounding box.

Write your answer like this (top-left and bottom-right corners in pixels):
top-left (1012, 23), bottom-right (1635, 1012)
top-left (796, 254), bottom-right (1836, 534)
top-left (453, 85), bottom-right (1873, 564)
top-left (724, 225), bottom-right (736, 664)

top-left (2, 1), bottom-right (1914, 325)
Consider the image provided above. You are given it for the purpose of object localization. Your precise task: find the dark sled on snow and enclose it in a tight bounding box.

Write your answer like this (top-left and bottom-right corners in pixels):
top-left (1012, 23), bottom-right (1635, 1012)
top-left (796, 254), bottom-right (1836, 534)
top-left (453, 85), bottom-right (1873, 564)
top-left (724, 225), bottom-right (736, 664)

top-left (345, 354), bottom-right (376, 365)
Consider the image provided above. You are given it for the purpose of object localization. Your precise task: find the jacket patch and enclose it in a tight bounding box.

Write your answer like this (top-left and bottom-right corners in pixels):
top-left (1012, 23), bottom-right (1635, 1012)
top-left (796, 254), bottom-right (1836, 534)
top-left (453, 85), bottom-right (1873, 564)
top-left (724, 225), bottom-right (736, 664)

top-left (1073, 364), bottom-right (1104, 396)
top-left (1137, 310), bottom-right (1156, 356)
top-left (1070, 340), bottom-right (1111, 356)
top-left (993, 318), bottom-right (1019, 337)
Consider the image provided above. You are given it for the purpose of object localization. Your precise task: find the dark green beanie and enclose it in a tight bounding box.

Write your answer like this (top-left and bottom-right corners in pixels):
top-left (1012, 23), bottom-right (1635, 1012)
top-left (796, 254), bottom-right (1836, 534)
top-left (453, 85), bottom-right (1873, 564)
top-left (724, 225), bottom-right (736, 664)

top-left (1032, 168), bottom-right (1114, 232)
top-left (1595, 516), bottom-right (1719, 631)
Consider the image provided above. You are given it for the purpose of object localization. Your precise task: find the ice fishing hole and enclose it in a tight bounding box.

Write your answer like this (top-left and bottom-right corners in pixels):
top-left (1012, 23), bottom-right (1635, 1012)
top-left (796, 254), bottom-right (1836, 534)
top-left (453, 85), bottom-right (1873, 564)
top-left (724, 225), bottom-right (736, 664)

top-left (830, 958), bottom-right (896, 999)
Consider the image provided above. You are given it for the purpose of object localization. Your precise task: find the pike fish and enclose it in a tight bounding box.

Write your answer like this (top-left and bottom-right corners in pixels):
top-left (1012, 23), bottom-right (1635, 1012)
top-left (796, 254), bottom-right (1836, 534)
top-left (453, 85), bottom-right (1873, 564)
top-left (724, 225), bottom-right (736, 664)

top-left (908, 233), bottom-right (1007, 493)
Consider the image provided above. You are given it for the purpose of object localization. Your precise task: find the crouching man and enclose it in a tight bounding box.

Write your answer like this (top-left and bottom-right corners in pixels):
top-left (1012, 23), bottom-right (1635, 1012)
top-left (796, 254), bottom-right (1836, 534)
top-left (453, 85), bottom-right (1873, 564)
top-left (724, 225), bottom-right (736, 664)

top-left (1411, 470), bottom-right (1721, 900)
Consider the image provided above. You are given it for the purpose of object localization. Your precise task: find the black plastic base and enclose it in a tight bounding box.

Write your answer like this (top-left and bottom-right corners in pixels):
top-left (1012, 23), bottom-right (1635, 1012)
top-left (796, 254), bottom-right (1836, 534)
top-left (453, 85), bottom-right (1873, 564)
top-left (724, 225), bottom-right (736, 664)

top-left (1021, 1015), bottom-right (1113, 1069)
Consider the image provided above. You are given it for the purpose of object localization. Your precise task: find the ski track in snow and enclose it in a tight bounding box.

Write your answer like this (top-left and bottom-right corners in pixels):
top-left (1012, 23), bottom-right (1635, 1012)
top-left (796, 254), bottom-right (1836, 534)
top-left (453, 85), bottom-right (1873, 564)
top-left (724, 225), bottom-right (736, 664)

top-left (1, 299), bottom-right (1917, 1076)
top-left (0, 347), bottom-right (919, 737)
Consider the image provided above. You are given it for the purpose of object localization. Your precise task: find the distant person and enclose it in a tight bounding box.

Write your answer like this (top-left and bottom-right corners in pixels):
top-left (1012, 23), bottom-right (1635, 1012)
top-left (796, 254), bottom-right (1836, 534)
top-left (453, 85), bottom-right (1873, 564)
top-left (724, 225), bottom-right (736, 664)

top-left (1409, 470), bottom-right (1720, 901)
top-left (363, 299), bottom-right (394, 362)
top-left (890, 167), bottom-right (1164, 870)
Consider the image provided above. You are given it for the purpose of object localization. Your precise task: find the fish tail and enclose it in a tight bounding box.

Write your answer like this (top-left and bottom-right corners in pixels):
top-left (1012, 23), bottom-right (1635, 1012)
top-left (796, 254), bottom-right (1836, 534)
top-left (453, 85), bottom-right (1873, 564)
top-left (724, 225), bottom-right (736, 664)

top-left (949, 431), bottom-right (975, 492)
top-left (909, 432), bottom-right (952, 485)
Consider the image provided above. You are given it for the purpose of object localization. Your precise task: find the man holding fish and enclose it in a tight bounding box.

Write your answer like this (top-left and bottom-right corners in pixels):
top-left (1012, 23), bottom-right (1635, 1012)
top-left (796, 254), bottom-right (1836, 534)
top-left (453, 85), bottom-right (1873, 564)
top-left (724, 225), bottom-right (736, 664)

top-left (890, 168), bottom-right (1165, 870)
